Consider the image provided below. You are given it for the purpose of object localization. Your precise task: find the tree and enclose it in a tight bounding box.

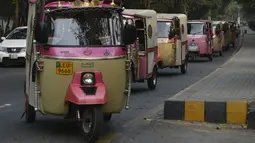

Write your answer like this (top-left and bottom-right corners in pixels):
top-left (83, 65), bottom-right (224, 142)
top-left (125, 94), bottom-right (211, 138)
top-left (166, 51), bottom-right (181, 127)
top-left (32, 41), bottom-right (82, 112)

top-left (124, 0), bottom-right (232, 19)
top-left (236, 0), bottom-right (255, 17)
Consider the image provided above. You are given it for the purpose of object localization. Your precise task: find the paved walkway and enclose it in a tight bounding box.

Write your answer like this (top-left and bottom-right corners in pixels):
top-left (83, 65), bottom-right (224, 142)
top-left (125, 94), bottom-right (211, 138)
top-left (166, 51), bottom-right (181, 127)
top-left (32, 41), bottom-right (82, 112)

top-left (110, 34), bottom-right (255, 143)
top-left (171, 35), bottom-right (253, 101)
top-left (164, 34), bottom-right (255, 127)
top-left (113, 119), bottom-right (255, 143)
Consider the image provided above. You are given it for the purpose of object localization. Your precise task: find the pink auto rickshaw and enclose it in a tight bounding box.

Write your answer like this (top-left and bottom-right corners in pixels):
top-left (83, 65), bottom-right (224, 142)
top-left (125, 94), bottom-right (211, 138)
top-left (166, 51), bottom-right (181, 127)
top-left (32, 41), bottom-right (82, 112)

top-left (187, 20), bottom-right (213, 61)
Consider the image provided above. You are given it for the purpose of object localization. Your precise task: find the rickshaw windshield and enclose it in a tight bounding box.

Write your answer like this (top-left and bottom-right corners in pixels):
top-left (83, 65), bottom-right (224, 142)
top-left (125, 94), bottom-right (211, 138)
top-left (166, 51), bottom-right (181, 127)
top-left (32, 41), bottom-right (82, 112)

top-left (157, 21), bottom-right (172, 38)
top-left (187, 23), bottom-right (205, 35)
top-left (44, 10), bottom-right (122, 47)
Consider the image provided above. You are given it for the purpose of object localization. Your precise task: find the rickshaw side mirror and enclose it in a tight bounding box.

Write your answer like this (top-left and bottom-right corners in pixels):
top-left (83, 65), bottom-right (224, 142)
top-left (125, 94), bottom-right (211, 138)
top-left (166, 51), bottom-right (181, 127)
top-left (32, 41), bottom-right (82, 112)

top-left (35, 22), bottom-right (48, 44)
top-left (123, 24), bottom-right (137, 45)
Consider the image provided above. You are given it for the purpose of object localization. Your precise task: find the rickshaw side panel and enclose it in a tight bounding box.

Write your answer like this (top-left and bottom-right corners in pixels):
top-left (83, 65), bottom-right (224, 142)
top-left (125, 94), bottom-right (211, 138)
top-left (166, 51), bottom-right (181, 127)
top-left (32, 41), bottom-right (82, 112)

top-left (175, 39), bottom-right (182, 65)
top-left (138, 55), bottom-right (147, 78)
top-left (179, 15), bottom-right (188, 62)
top-left (26, 2), bottom-right (37, 107)
top-left (213, 36), bottom-right (221, 52)
top-left (38, 48), bottom-right (127, 115)
top-left (157, 41), bottom-right (175, 66)
top-left (146, 13), bottom-right (158, 75)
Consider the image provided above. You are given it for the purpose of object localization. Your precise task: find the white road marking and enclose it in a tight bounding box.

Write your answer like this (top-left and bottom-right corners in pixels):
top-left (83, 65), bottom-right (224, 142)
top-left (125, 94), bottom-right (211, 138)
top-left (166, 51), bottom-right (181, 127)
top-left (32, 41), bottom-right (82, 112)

top-left (0, 104), bottom-right (11, 109)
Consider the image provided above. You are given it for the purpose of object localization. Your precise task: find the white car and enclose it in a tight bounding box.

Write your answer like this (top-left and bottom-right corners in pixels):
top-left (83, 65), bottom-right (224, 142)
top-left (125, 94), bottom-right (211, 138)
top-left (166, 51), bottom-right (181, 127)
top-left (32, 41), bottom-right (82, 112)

top-left (0, 26), bottom-right (27, 66)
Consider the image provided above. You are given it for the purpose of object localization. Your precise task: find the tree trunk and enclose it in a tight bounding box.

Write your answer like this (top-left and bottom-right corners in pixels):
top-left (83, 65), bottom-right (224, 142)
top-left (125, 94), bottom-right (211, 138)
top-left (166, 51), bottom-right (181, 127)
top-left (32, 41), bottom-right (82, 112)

top-left (4, 16), bottom-right (10, 35)
top-left (15, 0), bottom-right (19, 27)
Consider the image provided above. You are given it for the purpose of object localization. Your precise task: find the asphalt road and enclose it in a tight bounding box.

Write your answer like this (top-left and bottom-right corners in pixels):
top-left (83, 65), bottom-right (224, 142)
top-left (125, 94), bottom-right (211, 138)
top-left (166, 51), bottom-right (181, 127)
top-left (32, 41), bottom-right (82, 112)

top-left (0, 41), bottom-right (241, 143)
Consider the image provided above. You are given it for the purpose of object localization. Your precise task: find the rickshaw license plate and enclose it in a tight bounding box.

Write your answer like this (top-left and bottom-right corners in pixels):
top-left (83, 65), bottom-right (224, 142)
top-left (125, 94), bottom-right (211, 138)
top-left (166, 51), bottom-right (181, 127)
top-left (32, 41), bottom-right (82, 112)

top-left (56, 61), bottom-right (73, 75)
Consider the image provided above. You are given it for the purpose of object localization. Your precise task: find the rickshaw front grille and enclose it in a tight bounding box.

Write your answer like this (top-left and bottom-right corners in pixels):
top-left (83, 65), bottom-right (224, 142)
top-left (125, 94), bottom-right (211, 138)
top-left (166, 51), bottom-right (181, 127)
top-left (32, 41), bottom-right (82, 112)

top-left (81, 87), bottom-right (97, 95)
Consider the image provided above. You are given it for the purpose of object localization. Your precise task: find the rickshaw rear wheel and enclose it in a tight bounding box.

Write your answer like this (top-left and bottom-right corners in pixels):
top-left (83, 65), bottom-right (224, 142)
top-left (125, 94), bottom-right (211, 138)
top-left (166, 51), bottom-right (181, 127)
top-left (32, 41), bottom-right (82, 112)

top-left (147, 67), bottom-right (157, 90)
top-left (180, 60), bottom-right (187, 74)
top-left (208, 54), bottom-right (213, 61)
top-left (219, 50), bottom-right (223, 56)
top-left (103, 114), bottom-right (112, 121)
top-left (81, 106), bottom-right (103, 143)
top-left (25, 100), bottom-right (36, 123)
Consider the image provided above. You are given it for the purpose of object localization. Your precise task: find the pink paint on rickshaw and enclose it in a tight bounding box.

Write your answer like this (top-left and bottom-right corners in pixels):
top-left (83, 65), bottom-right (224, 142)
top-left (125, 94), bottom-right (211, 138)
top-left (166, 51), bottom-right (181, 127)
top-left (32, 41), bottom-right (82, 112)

top-left (65, 71), bottom-right (107, 105)
top-left (39, 47), bottom-right (126, 57)
top-left (187, 35), bottom-right (208, 55)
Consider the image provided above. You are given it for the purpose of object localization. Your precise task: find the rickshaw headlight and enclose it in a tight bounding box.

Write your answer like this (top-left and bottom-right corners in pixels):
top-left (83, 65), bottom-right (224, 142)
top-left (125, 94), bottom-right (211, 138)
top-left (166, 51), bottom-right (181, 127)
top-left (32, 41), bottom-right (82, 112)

top-left (82, 73), bottom-right (95, 85)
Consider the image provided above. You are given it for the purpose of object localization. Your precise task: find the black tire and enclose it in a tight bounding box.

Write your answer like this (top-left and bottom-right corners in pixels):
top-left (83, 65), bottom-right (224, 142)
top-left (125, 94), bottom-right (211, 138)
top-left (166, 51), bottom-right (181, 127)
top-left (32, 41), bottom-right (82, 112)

top-left (147, 67), bottom-right (157, 90)
top-left (180, 60), bottom-right (187, 74)
top-left (25, 99), bottom-right (36, 123)
top-left (219, 50), bottom-right (223, 56)
top-left (103, 114), bottom-right (112, 121)
top-left (208, 54), bottom-right (213, 61)
top-left (81, 106), bottom-right (103, 143)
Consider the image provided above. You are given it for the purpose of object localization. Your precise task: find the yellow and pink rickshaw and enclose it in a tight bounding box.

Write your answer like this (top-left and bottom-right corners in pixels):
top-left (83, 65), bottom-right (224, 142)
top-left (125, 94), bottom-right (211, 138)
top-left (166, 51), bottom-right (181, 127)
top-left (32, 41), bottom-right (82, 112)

top-left (156, 13), bottom-right (188, 74)
top-left (23, 0), bottom-right (149, 142)
top-left (212, 21), bottom-right (224, 56)
top-left (187, 20), bottom-right (213, 61)
top-left (228, 21), bottom-right (237, 47)
top-left (122, 9), bottom-right (158, 90)
top-left (222, 21), bottom-right (230, 51)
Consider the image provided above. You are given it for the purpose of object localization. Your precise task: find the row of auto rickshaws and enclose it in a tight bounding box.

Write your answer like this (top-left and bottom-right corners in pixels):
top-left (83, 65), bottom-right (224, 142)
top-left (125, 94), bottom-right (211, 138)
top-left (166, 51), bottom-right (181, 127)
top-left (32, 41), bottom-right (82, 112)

top-left (24, 1), bottom-right (241, 143)
top-left (188, 20), bottom-right (240, 61)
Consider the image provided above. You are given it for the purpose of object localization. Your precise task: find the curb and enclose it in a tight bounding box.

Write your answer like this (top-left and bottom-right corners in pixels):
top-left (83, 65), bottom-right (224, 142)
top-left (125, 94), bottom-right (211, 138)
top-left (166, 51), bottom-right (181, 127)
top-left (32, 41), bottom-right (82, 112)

top-left (164, 100), bottom-right (255, 129)
top-left (164, 38), bottom-right (255, 129)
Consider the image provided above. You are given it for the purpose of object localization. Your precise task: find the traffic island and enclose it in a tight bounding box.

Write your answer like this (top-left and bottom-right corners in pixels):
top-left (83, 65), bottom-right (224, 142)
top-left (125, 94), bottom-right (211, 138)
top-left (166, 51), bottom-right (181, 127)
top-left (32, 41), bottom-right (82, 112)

top-left (164, 43), bottom-right (255, 129)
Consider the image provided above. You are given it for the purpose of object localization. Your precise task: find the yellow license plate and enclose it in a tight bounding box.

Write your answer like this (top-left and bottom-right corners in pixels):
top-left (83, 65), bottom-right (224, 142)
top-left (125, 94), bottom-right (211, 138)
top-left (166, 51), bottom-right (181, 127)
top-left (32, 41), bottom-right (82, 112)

top-left (56, 61), bottom-right (73, 75)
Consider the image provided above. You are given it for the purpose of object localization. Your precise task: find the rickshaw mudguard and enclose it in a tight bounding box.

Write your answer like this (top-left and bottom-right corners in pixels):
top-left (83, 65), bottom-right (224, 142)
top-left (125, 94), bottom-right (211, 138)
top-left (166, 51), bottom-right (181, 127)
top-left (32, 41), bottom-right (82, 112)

top-left (65, 71), bottom-right (107, 105)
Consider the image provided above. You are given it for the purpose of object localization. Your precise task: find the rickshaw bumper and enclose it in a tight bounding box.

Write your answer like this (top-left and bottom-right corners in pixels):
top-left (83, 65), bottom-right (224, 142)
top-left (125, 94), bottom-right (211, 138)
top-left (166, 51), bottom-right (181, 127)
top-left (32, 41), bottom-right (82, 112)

top-left (65, 71), bottom-right (107, 105)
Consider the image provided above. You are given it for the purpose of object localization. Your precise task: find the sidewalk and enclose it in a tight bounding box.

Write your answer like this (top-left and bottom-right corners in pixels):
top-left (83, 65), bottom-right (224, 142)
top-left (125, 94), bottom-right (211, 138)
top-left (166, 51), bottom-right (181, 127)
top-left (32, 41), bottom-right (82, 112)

top-left (112, 119), bottom-right (255, 143)
top-left (164, 35), bottom-right (255, 128)
top-left (110, 35), bottom-right (255, 143)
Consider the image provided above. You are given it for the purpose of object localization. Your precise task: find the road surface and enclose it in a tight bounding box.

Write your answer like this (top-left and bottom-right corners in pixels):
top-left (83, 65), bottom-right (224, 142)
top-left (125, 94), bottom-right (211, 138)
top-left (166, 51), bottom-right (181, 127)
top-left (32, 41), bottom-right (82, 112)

top-left (0, 43), bottom-right (241, 143)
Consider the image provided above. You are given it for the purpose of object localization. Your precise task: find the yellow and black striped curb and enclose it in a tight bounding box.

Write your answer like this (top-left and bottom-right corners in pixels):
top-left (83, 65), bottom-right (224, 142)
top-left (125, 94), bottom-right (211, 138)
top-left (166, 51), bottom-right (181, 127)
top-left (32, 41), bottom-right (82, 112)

top-left (164, 100), bottom-right (255, 129)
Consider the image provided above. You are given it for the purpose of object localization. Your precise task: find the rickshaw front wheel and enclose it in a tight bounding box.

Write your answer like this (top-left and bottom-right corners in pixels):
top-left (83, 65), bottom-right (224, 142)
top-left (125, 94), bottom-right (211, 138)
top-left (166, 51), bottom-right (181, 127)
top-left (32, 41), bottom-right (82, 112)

top-left (147, 67), bottom-right (157, 90)
top-left (25, 99), bottom-right (36, 123)
top-left (81, 106), bottom-right (103, 143)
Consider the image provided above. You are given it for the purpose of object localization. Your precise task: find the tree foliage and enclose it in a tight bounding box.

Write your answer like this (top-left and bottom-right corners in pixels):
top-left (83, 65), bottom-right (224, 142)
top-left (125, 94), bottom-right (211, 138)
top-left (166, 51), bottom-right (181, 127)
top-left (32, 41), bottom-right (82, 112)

top-left (123, 0), bottom-right (232, 19)
top-left (0, 0), bottom-right (236, 29)
top-left (236, 0), bottom-right (255, 17)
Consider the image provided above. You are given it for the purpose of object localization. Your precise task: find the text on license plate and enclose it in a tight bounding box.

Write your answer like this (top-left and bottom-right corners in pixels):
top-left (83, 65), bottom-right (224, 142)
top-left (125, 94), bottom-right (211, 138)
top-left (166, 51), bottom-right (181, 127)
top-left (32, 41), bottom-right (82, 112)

top-left (56, 61), bottom-right (73, 75)
top-left (9, 54), bottom-right (18, 59)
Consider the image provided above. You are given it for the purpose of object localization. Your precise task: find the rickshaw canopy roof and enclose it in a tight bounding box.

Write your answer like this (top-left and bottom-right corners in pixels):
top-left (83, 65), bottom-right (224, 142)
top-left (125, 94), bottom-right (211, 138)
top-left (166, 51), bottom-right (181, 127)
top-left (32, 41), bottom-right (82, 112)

top-left (157, 13), bottom-right (187, 21)
top-left (188, 20), bottom-right (212, 24)
top-left (122, 9), bottom-right (157, 18)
